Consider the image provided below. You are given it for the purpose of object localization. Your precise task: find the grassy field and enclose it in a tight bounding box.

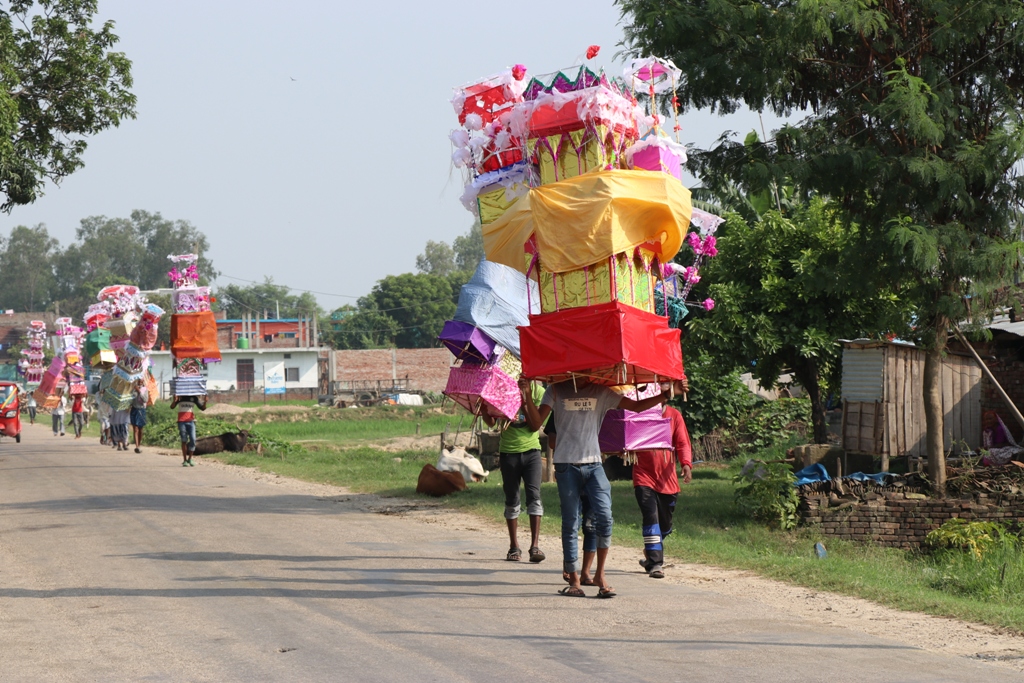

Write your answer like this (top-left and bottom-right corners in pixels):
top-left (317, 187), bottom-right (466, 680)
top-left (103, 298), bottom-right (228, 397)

top-left (236, 399), bottom-right (320, 408)
top-left (250, 411), bottom-right (457, 446)
top-left (200, 421), bottom-right (1024, 633)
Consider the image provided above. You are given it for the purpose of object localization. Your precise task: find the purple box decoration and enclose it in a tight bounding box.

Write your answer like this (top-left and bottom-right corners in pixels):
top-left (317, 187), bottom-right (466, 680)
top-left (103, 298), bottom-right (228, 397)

top-left (599, 408), bottom-right (673, 454)
top-left (438, 320), bottom-right (498, 362)
top-left (632, 144), bottom-right (683, 182)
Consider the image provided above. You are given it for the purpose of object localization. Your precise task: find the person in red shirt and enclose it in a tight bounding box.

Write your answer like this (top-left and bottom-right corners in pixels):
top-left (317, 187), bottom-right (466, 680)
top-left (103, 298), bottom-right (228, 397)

top-left (70, 394), bottom-right (86, 439)
top-left (633, 404), bottom-right (692, 579)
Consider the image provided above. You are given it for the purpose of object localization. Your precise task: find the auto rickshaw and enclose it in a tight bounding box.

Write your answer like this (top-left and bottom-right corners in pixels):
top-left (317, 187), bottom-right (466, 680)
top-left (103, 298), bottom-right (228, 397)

top-left (0, 381), bottom-right (22, 443)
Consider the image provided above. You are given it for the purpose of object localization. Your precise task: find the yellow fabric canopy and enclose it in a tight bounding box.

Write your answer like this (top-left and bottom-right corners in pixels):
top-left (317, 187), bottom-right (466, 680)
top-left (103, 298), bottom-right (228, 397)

top-left (482, 169), bottom-right (692, 274)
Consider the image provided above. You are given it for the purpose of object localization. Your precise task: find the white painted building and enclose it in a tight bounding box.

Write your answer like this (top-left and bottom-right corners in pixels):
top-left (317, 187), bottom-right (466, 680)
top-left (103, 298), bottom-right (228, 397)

top-left (149, 347), bottom-right (320, 398)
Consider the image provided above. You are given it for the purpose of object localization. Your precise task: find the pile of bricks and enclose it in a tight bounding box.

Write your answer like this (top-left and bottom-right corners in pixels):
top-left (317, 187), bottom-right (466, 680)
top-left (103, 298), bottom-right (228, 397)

top-left (799, 494), bottom-right (1024, 548)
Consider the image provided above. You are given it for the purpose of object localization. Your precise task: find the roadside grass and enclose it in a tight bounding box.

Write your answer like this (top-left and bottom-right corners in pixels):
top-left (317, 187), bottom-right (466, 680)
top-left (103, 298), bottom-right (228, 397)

top-left (251, 414), bottom-right (455, 445)
top-left (235, 399), bottom-right (319, 408)
top-left (201, 432), bottom-right (1024, 633)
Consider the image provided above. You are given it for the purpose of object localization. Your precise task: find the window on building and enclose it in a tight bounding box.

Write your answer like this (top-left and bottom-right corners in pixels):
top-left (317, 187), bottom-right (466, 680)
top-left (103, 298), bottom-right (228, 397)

top-left (285, 367), bottom-right (299, 383)
top-left (236, 359), bottom-right (255, 390)
top-left (264, 334), bottom-right (273, 343)
top-left (283, 353), bottom-right (291, 359)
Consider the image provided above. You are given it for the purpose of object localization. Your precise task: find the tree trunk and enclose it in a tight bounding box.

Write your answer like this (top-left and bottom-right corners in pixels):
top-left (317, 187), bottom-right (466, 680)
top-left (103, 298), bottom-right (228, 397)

top-left (793, 358), bottom-right (828, 444)
top-left (923, 338), bottom-right (947, 496)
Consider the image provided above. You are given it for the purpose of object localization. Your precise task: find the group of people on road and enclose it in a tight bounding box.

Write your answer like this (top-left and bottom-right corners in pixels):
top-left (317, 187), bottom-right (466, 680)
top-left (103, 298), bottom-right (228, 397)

top-left (496, 376), bottom-right (692, 598)
top-left (24, 380), bottom-right (206, 468)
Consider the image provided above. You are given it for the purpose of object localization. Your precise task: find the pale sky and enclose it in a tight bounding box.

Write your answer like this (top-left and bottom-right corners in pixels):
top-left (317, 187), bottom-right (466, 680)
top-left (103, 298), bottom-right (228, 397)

top-left (0, 0), bottom-right (787, 310)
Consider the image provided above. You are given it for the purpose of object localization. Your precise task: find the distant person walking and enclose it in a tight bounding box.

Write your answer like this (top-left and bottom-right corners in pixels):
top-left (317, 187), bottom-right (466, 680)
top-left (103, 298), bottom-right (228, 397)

top-left (170, 395), bottom-right (207, 467)
top-left (130, 380), bottom-right (149, 454)
top-left (110, 406), bottom-right (130, 451)
top-left (97, 400), bottom-right (112, 445)
top-left (52, 394), bottom-right (66, 436)
top-left (71, 394), bottom-right (85, 438)
top-left (26, 392), bottom-right (36, 425)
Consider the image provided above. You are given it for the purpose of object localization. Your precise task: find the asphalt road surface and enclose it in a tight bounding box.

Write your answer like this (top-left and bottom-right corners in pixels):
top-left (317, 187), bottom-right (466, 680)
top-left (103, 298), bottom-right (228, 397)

top-left (0, 422), bottom-right (1017, 683)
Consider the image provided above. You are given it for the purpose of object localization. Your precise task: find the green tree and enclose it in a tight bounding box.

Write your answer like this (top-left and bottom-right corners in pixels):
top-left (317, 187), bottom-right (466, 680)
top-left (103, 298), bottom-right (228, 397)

top-left (217, 278), bottom-right (319, 320)
top-left (324, 299), bottom-right (400, 350)
top-left (621, 0), bottom-right (1024, 491)
top-left (416, 223), bottom-right (485, 278)
top-left (687, 200), bottom-right (911, 443)
top-left (0, 0), bottom-right (136, 210)
top-left (415, 240), bottom-right (456, 277)
top-left (370, 273), bottom-right (456, 348)
top-left (453, 221), bottom-right (485, 273)
top-left (55, 211), bottom-right (216, 316)
top-left (0, 224), bottom-right (59, 311)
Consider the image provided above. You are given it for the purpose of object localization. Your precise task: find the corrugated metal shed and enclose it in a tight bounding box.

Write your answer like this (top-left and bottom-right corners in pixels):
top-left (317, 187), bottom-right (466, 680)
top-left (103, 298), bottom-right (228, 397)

top-left (841, 344), bottom-right (885, 401)
top-left (841, 340), bottom-right (981, 466)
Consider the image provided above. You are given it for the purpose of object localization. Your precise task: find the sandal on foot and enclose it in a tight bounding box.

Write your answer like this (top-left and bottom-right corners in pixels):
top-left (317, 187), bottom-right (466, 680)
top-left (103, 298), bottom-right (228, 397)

top-left (528, 547), bottom-right (545, 563)
top-left (558, 586), bottom-right (586, 598)
top-left (134, 447), bottom-right (141, 454)
top-left (596, 587), bottom-right (617, 599)
top-left (506, 547), bottom-right (522, 562)
top-left (649, 570), bottom-right (665, 579)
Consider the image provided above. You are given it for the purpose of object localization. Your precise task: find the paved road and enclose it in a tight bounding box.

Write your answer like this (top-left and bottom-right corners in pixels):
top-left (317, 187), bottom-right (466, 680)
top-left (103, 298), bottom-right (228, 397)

top-left (0, 422), bottom-right (1016, 683)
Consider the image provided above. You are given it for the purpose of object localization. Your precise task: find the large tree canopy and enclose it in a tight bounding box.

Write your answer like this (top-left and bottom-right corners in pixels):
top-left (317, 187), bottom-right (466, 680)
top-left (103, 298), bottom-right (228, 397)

top-left (688, 198), bottom-right (912, 443)
top-left (0, 0), bottom-right (136, 210)
top-left (620, 0), bottom-right (1024, 490)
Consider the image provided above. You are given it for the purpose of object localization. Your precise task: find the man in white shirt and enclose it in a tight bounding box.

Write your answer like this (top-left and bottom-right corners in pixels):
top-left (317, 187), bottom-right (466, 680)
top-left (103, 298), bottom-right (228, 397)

top-left (521, 376), bottom-right (684, 598)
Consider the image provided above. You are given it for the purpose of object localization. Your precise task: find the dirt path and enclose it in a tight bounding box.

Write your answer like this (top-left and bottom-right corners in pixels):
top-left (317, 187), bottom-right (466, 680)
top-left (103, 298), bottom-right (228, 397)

top-left (188, 454), bottom-right (1024, 672)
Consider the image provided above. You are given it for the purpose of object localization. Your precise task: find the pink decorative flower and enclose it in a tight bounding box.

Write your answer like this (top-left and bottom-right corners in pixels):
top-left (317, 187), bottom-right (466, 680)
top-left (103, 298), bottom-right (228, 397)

top-left (701, 235), bottom-right (718, 257)
top-left (684, 266), bottom-right (701, 284)
top-left (586, 45), bottom-right (601, 59)
top-left (686, 231), bottom-right (702, 250)
top-left (512, 64), bottom-right (527, 81)
top-left (702, 298), bottom-right (716, 311)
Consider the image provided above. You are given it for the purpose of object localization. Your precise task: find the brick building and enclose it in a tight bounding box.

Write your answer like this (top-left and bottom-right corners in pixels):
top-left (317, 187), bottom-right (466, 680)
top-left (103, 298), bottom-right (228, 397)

top-left (333, 348), bottom-right (453, 393)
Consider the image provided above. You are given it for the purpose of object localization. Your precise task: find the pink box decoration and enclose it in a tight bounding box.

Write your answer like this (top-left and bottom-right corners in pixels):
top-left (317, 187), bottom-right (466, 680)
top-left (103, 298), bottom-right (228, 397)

top-left (632, 144), bottom-right (683, 181)
top-left (443, 361), bottom-right (521, 420)
top-left (598, 408), bottom-right (673, 454)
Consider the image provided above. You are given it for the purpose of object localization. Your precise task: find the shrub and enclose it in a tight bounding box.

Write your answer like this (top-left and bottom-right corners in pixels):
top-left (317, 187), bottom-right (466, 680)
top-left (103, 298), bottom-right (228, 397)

top-left (674, 354), bottom-right (759, 437)
top-left (733, 459), bottom-right (799, 530)
top-left (925, 519), bottom-right (1013, 560)
top-left (734, 398), bottom-right (811, 452)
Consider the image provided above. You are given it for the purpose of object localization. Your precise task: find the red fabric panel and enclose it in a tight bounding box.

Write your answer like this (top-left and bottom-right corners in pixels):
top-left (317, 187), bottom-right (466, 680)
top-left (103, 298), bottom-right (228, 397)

top-left (518, 302), bottom-right (683, 385)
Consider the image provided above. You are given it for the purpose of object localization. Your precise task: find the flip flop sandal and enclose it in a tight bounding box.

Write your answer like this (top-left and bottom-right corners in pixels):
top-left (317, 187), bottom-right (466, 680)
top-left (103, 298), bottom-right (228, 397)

top-left (596, 587), bottom-right (617, 599)
top-left (649, 570), bottom-right (665, 579)
top-left (558, 586), bottom-right (586, 598)
top-left (506, 547), bottom-right (522, 562)
top-left (528, 547), bottom-right (545, 563)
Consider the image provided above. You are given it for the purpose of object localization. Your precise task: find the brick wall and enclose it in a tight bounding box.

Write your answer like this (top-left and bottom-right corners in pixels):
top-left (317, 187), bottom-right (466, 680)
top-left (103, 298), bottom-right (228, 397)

top-left (800, 494), bottom-right (1024, 548)
top-left (207, 388), bottom-right (318, 404)
top-left (334, 348), bottom-right (452, 393)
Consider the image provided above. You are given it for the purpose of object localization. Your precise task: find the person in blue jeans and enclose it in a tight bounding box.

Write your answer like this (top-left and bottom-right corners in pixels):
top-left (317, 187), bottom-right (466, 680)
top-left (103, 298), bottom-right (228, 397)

top-left (170, 394), bottom-right (207, 466)
top-left (522, 377), bottom-right (683, 598)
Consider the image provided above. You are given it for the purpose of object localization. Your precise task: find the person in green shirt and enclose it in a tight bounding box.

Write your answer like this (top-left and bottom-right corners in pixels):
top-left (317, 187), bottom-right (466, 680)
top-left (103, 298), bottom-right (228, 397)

top-left (485, 378), bottom-right (548, 563)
